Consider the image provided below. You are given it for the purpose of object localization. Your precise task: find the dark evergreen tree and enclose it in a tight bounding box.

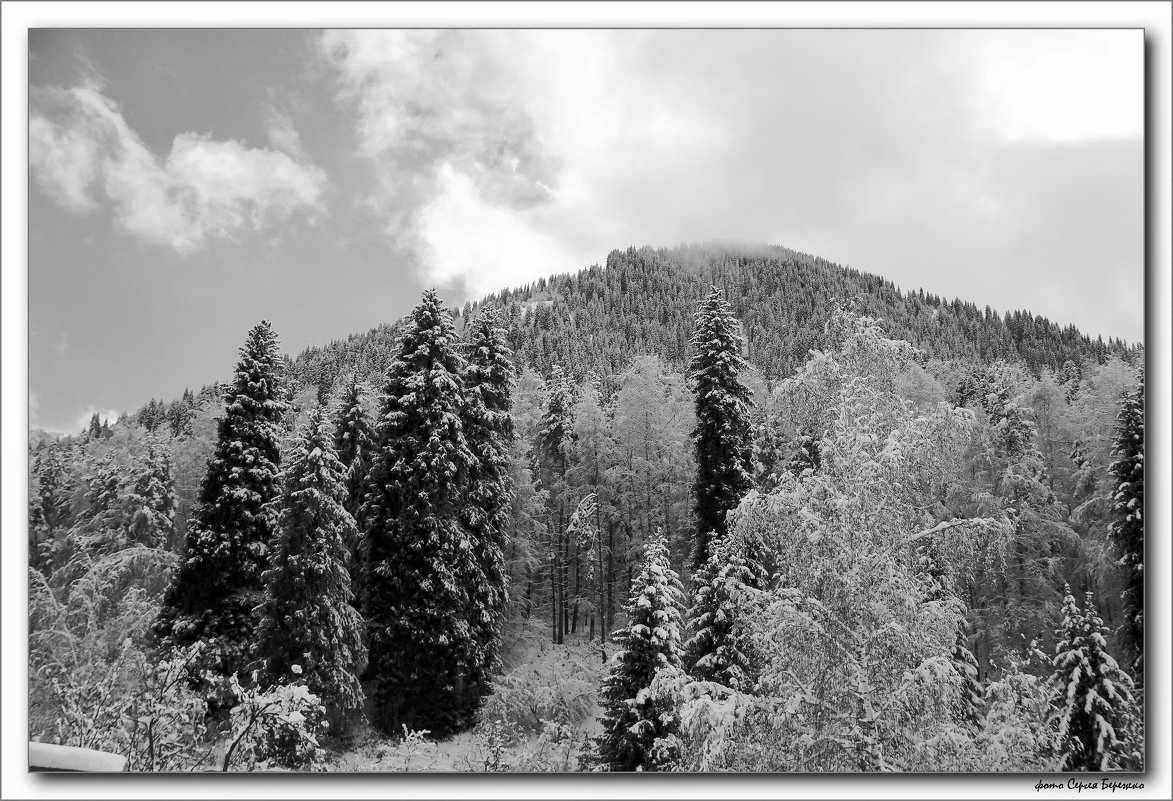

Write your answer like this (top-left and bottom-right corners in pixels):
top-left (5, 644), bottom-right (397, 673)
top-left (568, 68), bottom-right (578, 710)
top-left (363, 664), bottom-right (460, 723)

top-left (126, 441), bottom-right (176, 551)
top-left (787, 429), bottom-right (822, 478)
top-left (71, 454), bottom-right (127, 557)
top-left (683, 535), bottom-right (758, 691)
top-left (460, 308), bottom-right (515, 700)
top-left (688, 287), bottom-right (753, 570)
top-left (30, 444), bottom-right (73, 573)
top-left (154, 320), bottom-right (287, 699)
top-left (255, 407), bottom-right (367, 733)
top-left (169, 388), bottom-right (197, 438)
top-left (362, 289), bottom-right (480, 736)
top-left (86, 412), bottom-right (102, 441)
top-left (593, 529), bottom-right (685, 771)
top-left (1107, 366), bottom-right (1144, 677)
top-left (1048, 587), bottom-right (1138, 771)
top-left (332, 376), bottom-right (374, 610)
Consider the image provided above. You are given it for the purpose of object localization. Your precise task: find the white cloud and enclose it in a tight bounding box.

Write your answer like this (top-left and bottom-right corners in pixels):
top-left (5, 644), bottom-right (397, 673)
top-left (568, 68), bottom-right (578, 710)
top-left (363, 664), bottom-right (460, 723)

top-left (973, 30), bottom-right (1143, 143)
top-left (416, 164), bottom-right (580, 295)
top-left (52, 331), bottom-right (68, 357)
top-left (318, 30), bottom-right (727, 290)
top-left (265, 107), bottom-right (310, 162)
top-left (30, 83), bottom-right (329, 253)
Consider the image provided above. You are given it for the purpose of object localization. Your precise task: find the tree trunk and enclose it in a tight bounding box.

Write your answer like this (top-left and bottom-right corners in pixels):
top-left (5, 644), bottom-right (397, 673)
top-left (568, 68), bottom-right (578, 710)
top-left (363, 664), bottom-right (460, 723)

top-left (551, 518), bottom-right (561, 645)
top-left (606, 518), bottom-right (615, 633)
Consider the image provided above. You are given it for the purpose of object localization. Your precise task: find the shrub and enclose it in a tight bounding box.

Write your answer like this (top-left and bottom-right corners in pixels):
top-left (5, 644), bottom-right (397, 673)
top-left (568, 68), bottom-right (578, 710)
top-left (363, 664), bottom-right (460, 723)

top-left (220, 667), bottom-right (327, 771)
top-left (477, 644), bottom-right (600, 733)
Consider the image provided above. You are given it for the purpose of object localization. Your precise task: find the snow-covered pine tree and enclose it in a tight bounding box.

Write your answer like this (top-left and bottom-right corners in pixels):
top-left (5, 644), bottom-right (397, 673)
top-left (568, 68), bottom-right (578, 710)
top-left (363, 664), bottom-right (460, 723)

top-left (1107, 366), bottom-right (1144, 677)
top-left (71, 454), bottom-right (127, 556)
top-left (255, 407), bottom-right (367, 734)
top-left (362, 289), bottom-right (480, 736)
top-left (1048, 586), bottom-right (1138, 771)
top-left (126, 441), bottom-right (176, 551)
top-left (333, 376), bottom-right (374, 521)
top-left (593, 528), bottom-right (686, 771)
top-left (688, 287), bottom-right (753, 570)
top-left (683, 535), bottom-right (758, 692)
top-left (787, 429), bottom-right (822, 478)
top-left (459, 307), bottom-right (515, 702)
top-left (30, 444), bottom-right (73, 573)
top-left (154, 320), bottom-right (287, 698)
top-left (332, 376), bottom-right (374, 610)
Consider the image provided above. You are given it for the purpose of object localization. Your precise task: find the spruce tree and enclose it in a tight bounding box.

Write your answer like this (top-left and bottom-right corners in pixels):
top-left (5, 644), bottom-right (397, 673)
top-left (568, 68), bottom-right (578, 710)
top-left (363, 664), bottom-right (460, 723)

top-left (69, 454), bottom-right (127, 558)
top-left (594, 528), bottom-right (686, 771)
top-left (126, 442), bottom-right (176, 551)
top-left (333, 376), bottom-right (375, 519)
top-left (1107, 366), bottom-right (1144, 677)
top-left (255, 407), bottom-right (367, 733)
top-left (155, 320), bottom-right (286, 696)
top-left (460, 308), bottom-right (515, 700)
top-left (332, 376), bottom-right (374, 609)
top-left (688, 287), bottom-right (753, 570)
top-left (683, 535), bottom-right (758, 692)
top-left (363, 289), bottom-right (480, 736)
top-left (1048, 587), bottom-right (1138, 771)
top-left (86, 412), bottom-right (103, 441)
top-left (31, 444), bottom-right (73, 573)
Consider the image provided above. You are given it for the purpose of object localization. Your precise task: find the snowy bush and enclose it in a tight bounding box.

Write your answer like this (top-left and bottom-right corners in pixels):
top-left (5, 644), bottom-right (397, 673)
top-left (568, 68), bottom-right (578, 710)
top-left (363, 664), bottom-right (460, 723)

top-left (387, 726), bottom-right (438, 772)
top-left (459, 718), bottom-right (525, 771)
top-left (120, 644), bottom-right (212, 771)
top-left (33, 637), bottom-right (211, 772)
top-left (478, 643), bottom-right (601, 733)
top-left (511, 719), bottom-right (583, 772)
top-left (220, 667), bottom-right (327, 771)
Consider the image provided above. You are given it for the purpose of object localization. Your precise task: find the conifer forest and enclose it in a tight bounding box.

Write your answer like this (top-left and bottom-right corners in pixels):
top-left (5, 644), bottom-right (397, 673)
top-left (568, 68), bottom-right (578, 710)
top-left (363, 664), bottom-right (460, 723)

top-left (28, 242), bottom-right (1147, 773)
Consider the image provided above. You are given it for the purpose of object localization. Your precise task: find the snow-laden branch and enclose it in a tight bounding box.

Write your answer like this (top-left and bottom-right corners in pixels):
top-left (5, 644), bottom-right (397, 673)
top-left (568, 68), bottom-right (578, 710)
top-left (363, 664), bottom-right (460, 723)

top-left (902, 517), bottom-right (1003, 546)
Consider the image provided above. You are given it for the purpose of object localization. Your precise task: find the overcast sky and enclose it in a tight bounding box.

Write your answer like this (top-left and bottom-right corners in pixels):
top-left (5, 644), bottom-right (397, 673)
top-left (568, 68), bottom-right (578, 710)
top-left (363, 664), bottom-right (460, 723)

top-left (27, 29), bottom-right (1143, 434)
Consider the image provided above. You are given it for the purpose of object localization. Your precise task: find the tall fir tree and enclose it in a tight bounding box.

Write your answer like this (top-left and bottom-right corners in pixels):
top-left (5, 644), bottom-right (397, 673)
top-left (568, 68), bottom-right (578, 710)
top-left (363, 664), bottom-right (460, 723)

top-left (460, 308), bottom-right (515, 700)
top-left (1048, 587), bottom-right (1139, 771)
top-left (362, 289), bottom-right (480, 736)
top-left (1107, 366), bottom-right (1144, 678)
top-left (688, 287), bottom-right (753, 570)
top-left (332, 376), bottom-right (374, 609)
top-left (255, 407), bottom-right (367, 733)
top-left (683, 535), bottom-right (759, 692)
top-left (593, 528), bottom-right (686, 772)
top-left (126, 441), bottom-right (176, 551)
top-left (154, 320), bottom-right (287, 697)
top-left (333, 376), bottom-right (375, 517)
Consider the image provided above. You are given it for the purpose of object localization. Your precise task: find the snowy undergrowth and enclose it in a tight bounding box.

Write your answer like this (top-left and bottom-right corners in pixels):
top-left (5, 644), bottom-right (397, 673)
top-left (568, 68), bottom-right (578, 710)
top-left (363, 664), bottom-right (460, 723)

top-left (479, 638), bottom-right (604, 734)
top-left (327, 637), bottom-right (605, 772)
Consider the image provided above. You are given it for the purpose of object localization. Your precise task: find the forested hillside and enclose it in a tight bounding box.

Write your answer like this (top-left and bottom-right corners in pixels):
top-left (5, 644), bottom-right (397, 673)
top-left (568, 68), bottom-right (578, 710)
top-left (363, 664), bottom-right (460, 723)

top-left (289, 242), bottom-right (1136, 400)
top-left (28, 241), bottom-right (1144, 773)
